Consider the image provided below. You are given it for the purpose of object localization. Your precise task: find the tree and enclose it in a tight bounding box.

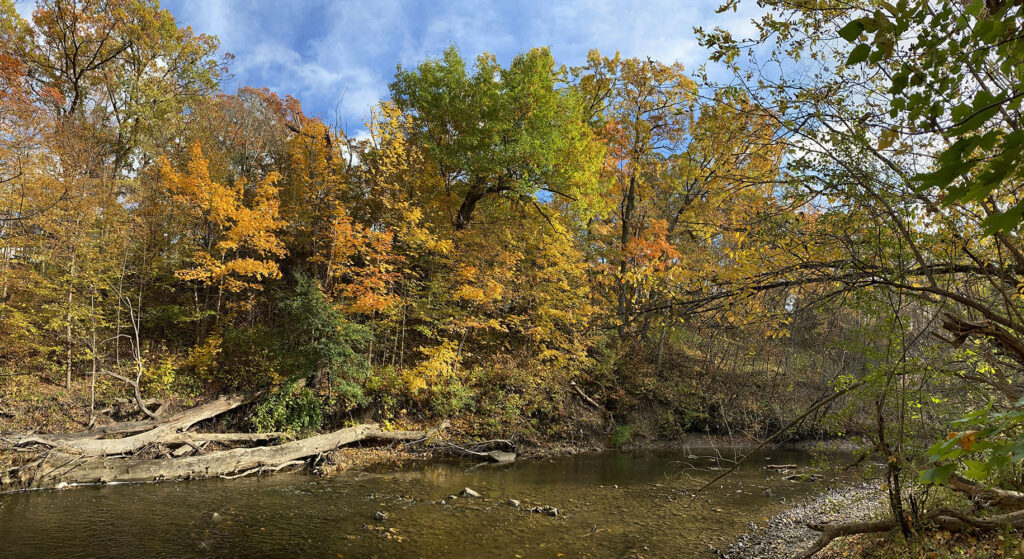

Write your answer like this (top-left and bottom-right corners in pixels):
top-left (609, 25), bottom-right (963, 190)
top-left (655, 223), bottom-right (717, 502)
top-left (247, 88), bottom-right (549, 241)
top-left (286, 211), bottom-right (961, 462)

top-left (276, 274), bottom-right (370, 406)
top-left (390, 46), bottom-right (603, 231)
top-left (160, 143), bottom-right (287, 317)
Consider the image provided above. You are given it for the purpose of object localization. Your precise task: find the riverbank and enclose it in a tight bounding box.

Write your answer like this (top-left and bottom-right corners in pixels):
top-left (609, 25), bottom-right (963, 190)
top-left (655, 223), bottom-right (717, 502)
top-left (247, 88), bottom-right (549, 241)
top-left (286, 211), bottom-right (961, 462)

top-left (719, 483), bottom-right (885, 558)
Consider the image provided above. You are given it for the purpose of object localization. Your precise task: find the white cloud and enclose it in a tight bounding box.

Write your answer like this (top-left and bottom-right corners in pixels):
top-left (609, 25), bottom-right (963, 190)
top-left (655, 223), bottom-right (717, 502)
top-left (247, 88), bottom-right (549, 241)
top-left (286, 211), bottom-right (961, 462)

top-left (158, 0), bottom-right (770, 128)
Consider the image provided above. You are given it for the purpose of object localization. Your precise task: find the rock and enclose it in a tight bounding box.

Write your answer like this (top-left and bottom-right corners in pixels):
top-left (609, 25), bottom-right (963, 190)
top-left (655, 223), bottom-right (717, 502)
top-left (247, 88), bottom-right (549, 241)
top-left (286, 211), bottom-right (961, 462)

top-left (211, 512), bottom-right (223, 523)
top-left (530, 505), bottom-right (559, 517)
top-left (486, 450), bottom-right (516, 463)
top-left (54, 482), bottom-right (69, 490)
top-left (461, 487), bottom-right (481, 498)
top-left (507, 499), bottom-right (521, 507)
top-left (374, 511), bottom-right (389, 521)
top-left (763, 488), bottom-right (774, 497)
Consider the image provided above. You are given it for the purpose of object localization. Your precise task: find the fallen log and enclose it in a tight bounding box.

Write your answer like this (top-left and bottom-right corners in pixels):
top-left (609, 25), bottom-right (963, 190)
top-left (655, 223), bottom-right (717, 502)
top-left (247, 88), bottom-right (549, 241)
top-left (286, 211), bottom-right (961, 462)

top-left (945, 474), bottom-right (1024, 508)
top-left (765, 464), bottom-right (798, 470)
top-left (9, 423), bottom-right (425, 490)
top-left (798, 518), bottom-right (898, 559)
top-left (15, 392), bottom-right (259, 456)
top-left (931, 508), bottom-right (1024, 531)
top-left (569, 381), bottom-right (614, 427)
top-left (798, 508), bottom-right (1024, 558)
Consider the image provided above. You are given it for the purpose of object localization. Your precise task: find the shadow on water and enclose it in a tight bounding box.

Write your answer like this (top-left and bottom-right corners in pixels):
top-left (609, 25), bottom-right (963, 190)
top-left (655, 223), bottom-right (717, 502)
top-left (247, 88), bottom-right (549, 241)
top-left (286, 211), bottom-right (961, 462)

top-left (0, 446), bottom-right (849, 558)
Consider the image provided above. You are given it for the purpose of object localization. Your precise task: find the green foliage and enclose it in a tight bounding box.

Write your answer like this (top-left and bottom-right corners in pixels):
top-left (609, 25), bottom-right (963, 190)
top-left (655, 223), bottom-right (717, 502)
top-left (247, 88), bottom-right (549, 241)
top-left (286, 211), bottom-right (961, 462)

top-left (839, 0), bottom-right (1024, 233)
top-left (610, 424), bottom-right (634, 448)
top-left (920, 397), bottom-right (1024, 485)
top-left (390, 45), bottom-right (602, 229)
top-left (251, 381), bottom-right (323, 435)
top-left (275, 274), bottom-right (371, 408)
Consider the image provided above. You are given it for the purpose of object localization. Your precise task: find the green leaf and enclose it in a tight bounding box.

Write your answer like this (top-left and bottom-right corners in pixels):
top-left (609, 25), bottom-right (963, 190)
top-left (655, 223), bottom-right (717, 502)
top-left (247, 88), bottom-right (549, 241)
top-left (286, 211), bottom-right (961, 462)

top-left (919, 463), bottom-right (956, 485)
top-left (889, 73), bottom-right (908, 94)
top-left (982, 206), bottom-right (1024, 232)
top-left (963, 459), bottom-right (989, 481)
top-left (838, 19), bottom-right (866, 42)
top-left (847, 44), bottom-right (871, 65)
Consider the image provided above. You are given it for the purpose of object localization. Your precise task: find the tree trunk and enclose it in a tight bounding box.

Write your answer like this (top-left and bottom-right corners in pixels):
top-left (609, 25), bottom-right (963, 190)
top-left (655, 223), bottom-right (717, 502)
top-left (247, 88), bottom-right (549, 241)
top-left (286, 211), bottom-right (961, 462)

top-left (8, 424), bottom-right (425, 490)
top-left (16, 392), bottom-right (260, 456)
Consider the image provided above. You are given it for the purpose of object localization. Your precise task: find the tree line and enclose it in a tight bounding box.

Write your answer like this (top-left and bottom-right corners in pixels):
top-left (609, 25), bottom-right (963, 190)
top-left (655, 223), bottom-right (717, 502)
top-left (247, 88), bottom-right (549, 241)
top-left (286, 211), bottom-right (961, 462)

top-left (2, 0), bottom-right (1024, 535)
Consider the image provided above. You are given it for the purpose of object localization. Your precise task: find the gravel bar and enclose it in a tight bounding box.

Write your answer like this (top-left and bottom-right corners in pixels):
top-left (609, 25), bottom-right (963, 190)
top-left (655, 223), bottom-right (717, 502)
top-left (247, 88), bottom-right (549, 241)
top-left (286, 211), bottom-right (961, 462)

top-left (718, 483), bottom-right (885, 558)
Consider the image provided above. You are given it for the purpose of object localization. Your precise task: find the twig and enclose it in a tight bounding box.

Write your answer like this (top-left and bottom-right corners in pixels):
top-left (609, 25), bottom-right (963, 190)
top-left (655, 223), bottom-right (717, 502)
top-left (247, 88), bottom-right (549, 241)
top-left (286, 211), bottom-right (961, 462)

top-left (687, 382), bottom-right (863, 505)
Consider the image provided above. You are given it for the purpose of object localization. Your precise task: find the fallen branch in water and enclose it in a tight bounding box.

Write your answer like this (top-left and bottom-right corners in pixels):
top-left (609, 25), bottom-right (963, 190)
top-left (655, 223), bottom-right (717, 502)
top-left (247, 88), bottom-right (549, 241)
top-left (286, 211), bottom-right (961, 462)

top-left (686, 382), bottom-right (863, 505)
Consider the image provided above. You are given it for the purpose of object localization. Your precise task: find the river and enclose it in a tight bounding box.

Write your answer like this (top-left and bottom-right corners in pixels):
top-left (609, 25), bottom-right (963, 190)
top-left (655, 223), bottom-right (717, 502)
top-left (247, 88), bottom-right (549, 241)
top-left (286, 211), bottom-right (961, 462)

top-left (0, 446), bottom-right (847, 558)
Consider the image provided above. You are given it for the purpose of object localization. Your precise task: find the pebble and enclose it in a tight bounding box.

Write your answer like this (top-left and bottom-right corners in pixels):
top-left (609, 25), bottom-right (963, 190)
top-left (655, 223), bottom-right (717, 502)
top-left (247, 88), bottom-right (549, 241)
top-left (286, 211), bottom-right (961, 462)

top-left (717, 483), bottom-right (882, 559)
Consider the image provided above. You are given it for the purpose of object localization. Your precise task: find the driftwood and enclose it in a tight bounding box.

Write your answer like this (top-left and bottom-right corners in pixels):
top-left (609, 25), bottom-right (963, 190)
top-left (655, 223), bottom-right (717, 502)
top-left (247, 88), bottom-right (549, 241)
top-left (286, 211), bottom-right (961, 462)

top-left (7, 423), bottom-right (426, 490)
top-left (13, 392), bottom-right (259, 456)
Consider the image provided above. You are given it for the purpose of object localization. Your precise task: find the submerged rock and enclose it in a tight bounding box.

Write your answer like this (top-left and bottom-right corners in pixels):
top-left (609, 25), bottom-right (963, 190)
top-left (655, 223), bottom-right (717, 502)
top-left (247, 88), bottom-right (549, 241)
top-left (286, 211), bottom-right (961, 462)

top-left (461, 487), bottom-right (481, 498)
top-left (374, 511), bottom-right (389, 521)
top-left (530, 505), bottom-right (559, 517)
top-left (486, 450), bottom-right (517, 463)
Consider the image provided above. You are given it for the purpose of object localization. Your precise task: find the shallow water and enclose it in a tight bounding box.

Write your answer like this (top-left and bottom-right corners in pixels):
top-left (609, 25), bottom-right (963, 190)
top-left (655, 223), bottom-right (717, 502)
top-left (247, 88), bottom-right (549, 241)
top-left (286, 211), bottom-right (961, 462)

top-left (0, 447), bottom-right (846, 558)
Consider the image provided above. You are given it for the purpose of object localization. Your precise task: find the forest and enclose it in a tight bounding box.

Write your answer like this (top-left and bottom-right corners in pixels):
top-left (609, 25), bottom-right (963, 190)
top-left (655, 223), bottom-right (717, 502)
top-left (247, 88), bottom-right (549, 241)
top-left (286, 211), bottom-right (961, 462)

top-left (2, 0), bottom-right (1024, 556)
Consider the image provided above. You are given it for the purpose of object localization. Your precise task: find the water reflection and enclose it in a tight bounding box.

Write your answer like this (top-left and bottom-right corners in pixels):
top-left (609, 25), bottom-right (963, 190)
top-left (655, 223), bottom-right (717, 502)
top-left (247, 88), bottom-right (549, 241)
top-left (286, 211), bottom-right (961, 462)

top-left (0, 447), bottom-right (845, 558)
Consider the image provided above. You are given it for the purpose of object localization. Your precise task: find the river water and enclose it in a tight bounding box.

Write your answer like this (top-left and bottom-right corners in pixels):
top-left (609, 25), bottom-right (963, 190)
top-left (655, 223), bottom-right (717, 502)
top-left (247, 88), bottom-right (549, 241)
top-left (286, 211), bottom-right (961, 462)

top-left (0, 446), bottom-right (845, 558)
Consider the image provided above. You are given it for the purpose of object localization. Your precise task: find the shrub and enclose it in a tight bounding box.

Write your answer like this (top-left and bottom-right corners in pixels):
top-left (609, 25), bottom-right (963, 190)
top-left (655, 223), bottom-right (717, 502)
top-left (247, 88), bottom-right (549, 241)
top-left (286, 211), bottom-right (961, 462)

top-left (251, 382), bottom-right (323, 435)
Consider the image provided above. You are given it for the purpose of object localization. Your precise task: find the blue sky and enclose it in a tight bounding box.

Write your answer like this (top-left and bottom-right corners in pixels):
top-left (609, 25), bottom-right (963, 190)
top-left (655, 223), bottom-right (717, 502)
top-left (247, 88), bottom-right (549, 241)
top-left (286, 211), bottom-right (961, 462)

top-left (16, 0), bottom-right (766, 136)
